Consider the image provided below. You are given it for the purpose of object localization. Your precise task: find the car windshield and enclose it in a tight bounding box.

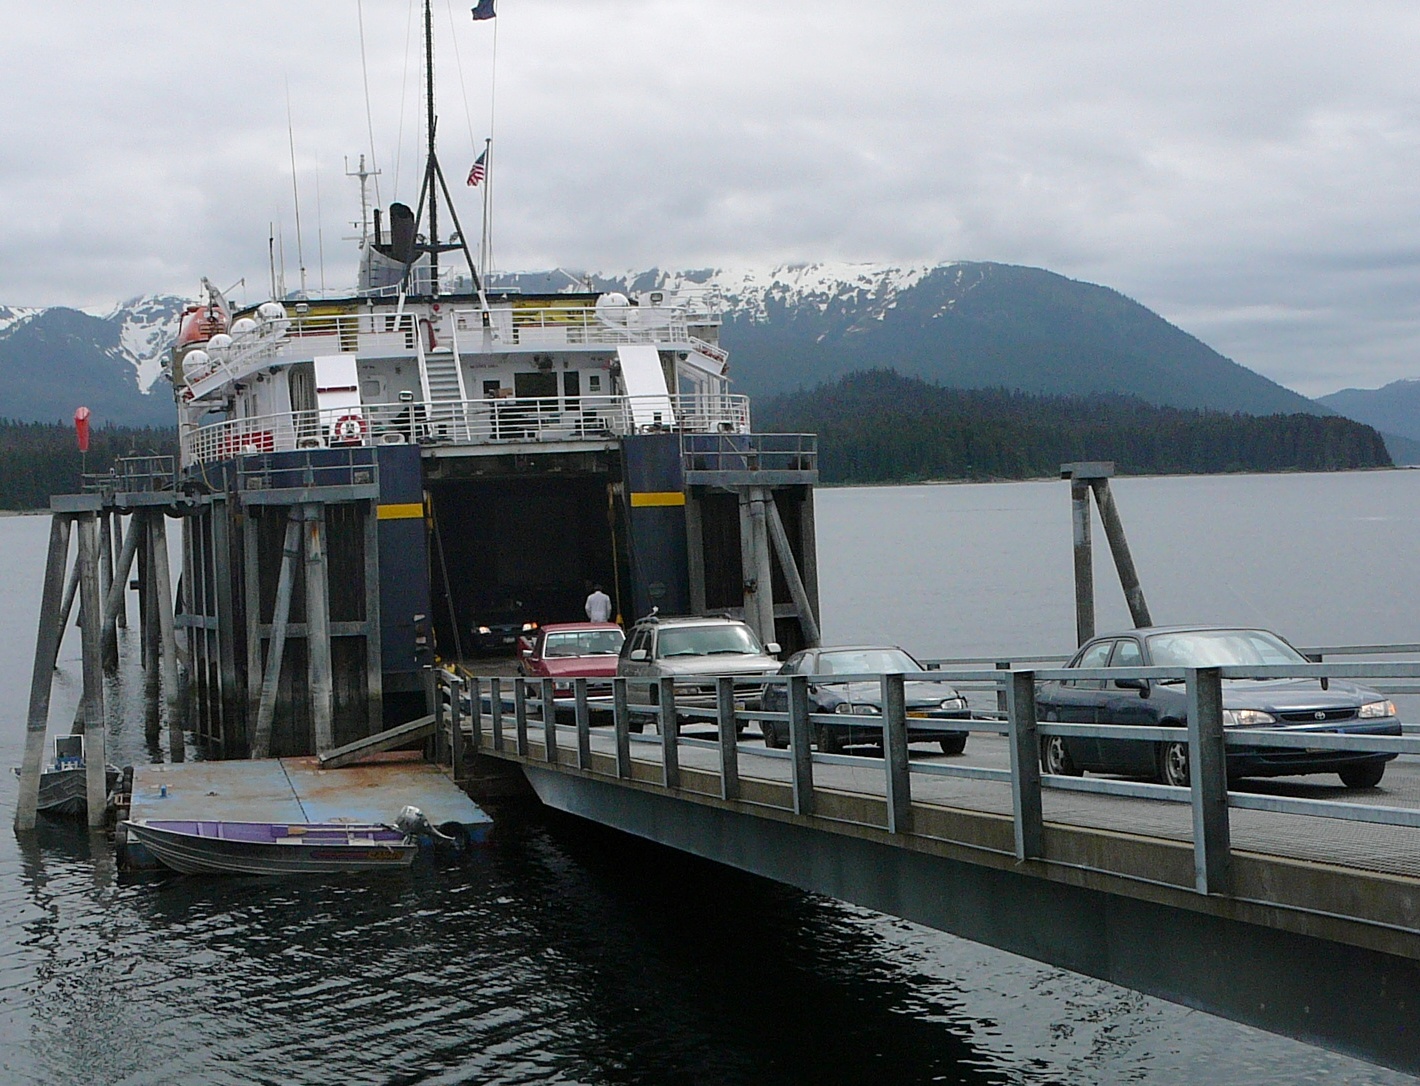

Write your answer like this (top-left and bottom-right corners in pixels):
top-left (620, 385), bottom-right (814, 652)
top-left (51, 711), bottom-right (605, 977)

top-left (1145, 629), bottom-right (1307, 668)
top-left (816, 648), bottom-right (923, 675)
top-left (543, 630), bottom-right (625, 657)
top-left (658, 624), bottom-right (763, 658)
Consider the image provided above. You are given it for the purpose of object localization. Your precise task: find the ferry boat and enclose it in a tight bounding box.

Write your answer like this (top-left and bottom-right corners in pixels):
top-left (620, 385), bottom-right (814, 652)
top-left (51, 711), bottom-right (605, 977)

top-left (164, 2), bottom-right (820, 758)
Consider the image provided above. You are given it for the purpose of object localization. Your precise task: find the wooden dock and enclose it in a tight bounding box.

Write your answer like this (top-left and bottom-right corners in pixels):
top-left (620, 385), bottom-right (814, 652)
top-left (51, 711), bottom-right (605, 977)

top-left (119, 750), bottom-right (492, 869)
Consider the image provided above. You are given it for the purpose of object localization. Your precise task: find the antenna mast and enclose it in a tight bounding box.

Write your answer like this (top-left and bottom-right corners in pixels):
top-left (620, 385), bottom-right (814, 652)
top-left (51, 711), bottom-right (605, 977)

top-left (345, 154), bottom-right (382, 244)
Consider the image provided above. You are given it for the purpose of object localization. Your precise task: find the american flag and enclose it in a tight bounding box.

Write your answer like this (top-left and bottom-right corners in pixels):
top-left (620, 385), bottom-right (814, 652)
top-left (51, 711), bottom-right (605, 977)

top-left (466, 149), bottom-right (487, 187)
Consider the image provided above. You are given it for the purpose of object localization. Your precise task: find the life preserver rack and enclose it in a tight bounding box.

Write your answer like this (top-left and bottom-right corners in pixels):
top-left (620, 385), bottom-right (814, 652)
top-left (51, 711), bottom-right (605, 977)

top-left (331, 413), bottom-right (370, 445)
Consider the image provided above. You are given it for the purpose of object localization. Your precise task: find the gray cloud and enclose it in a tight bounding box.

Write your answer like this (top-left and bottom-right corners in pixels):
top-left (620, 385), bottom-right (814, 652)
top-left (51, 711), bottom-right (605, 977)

top-left (5, 1), bottom-right (1420, 396)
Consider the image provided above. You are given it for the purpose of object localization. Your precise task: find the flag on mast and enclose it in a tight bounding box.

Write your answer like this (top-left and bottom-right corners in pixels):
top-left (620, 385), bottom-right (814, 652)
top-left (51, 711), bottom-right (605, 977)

top-left (471, 0), bottom-right (496, 19)
top-left (466, 149), bottom-right (488, 187)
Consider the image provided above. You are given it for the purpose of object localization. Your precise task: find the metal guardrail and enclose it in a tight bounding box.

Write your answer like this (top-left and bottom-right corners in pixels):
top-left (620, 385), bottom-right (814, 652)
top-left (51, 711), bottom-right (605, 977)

top-left (181, 393), bottom-right (752, 465)
top-left (430, 660), bottom-right (1420, 903)
top-left (234, 446), bottom-right (378, 494)
top-left (681, 432), bottom-right (818, 474)
top-left (82, 456), bottom-right (179, 495)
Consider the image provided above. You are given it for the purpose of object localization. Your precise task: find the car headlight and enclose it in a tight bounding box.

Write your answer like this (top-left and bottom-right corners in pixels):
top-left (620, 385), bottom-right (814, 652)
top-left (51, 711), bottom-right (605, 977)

top-left (1222, 708), bottom-right (1276, 727)
top-left (938, 696), bottom-right (966, 711)
top-left (522, 622), bottom-right (538, 632)
top-left (477, 626), bottom-right (491, 635)
top-left (1358, 699), bottom-right (1397, 719)
top-left (834, 703), bottom-right (855, 714)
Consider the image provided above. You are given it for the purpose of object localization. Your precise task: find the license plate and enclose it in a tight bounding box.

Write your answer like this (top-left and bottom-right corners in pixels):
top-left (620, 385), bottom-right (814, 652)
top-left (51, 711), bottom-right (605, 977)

top-left (501, 636), bottom-right (515, 644)
top-left (907, 711), bottom-right (927, 719)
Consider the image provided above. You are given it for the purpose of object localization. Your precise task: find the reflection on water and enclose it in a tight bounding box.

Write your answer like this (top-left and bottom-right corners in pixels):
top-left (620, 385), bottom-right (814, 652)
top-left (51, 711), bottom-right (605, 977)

top-left (3, 479), bottom-right (1419, 1084)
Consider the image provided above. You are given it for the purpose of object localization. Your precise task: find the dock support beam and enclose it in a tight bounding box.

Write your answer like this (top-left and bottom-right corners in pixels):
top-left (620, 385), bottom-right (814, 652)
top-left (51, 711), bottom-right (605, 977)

top-left (1061, 462), bottom-right (1152, 646)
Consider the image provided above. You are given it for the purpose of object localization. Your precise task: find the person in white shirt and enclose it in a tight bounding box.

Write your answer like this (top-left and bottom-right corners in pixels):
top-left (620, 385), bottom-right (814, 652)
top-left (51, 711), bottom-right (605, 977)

top-left (584, 584), bottom-right (612, 623)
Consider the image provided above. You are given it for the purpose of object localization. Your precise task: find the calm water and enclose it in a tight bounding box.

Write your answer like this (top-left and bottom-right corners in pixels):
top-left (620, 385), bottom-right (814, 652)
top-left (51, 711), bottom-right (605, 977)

top-left (3, 472), bottom-right (1418, 1085)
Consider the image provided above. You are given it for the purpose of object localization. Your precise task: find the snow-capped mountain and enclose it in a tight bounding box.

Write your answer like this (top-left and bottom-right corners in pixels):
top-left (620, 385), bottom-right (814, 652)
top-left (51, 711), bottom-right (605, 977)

top-left (579, 262), bottom-right (1325, 415)
top-left (0, 295), bottom-right (183, 425)
top-left (0, 261), bottom-right (1337, 427)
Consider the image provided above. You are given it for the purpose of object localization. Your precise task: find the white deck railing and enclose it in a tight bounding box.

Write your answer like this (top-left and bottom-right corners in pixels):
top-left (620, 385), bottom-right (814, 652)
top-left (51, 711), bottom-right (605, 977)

top-left (181, 393), bottom-right (751, 466)
top-left (179, 305), bottom-right (726, 405)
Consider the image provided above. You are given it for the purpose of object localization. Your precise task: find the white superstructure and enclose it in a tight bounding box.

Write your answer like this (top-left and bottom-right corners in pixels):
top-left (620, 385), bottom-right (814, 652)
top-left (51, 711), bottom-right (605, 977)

top-left (170, 279), bottom-right (745, 469)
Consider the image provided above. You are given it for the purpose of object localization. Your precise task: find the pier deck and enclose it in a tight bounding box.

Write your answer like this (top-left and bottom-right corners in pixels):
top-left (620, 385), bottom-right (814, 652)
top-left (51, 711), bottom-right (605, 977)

top-left (123, 751), bottom-right (491, 868)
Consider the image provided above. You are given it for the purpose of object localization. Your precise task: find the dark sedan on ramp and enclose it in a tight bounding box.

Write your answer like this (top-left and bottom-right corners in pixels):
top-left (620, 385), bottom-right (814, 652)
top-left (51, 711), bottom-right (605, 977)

top-left (760, 646), bottom-right (970, 755)
top-left (1035, 626), bottom-right (1400, 789)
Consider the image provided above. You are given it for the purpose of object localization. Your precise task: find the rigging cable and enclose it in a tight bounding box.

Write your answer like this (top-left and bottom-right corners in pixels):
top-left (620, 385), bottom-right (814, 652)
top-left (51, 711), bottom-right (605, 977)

top-left (393, 0), bottom-right (421, 200)
top-left (443, 0), bottom-right (479, 161)
top-left (356, 0), bottom-right (383, 209)
top-left (284, 79), bottom-right (307, 295)
top-left (477, 11), bottom-right (500, 278)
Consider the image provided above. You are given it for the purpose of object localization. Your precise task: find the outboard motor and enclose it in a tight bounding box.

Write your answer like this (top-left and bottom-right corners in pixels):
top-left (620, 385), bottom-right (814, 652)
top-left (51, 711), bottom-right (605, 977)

top-left (395, 805), bottom-right (459, 846)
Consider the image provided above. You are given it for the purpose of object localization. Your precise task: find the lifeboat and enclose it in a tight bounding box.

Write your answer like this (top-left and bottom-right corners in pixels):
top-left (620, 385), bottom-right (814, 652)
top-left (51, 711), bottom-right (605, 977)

top-left (176, 304), bottom-right (229, 350)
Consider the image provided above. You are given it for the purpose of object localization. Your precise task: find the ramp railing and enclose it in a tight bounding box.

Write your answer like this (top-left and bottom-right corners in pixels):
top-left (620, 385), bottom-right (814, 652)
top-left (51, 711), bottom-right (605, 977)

top-left (436, 660), bottom-right (1420, 913)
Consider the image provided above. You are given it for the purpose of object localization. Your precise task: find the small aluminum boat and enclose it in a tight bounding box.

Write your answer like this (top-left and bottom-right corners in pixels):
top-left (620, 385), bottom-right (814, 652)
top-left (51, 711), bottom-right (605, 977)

top-left (123, 818), bottom-right (418, 875)
top-left (12, 736), bottom-right (120, 818)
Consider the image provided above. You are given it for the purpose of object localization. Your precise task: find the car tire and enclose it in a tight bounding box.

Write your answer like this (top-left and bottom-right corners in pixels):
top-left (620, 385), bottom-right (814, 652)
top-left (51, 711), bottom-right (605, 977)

top-left (1339, 761), bottom-right (1386, 789)
top-left (816, 724), bottom-right (843, 754)
top-left (1040, 734), bottom-right (1081, 776)
top-left (1159, 740), bottom-right (1190, 788)
top-left (938, 735), bottom-right (967, 756)
top-left (761, 722), bottom-right (786, 749)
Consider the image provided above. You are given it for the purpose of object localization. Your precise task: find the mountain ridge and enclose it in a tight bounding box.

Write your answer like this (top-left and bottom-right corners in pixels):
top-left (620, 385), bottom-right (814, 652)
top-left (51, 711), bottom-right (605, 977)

top-left (0, 262), bottom-right (1405, 444)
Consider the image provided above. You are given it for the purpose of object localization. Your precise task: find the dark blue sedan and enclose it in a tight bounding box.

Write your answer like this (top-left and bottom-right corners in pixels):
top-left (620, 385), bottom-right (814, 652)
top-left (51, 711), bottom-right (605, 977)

top-left (1035, 626), bottom-right (1400, 789)
top-left (760, 646), bottom-right (970, 755)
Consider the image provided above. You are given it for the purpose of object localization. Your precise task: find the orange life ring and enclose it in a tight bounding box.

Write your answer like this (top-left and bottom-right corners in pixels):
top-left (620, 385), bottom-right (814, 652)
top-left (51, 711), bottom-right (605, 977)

top-left (332, 414), bottom-right (369, 445)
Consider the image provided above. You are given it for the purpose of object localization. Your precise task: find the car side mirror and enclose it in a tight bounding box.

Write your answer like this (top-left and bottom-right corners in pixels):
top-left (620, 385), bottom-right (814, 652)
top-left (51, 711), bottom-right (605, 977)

top-left (765, 642), bottom-right (781, 656)
top-left (630, 648), bottom-right (648, 662)
top-left (1116, 677), bottom-right (1150, 698)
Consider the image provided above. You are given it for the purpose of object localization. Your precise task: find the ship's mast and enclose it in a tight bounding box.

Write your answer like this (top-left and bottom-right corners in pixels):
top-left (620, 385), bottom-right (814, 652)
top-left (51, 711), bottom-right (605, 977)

top-left (391, 0), bottom-right (481, 298)
top-left (424, 0), bottom-right (440, 295)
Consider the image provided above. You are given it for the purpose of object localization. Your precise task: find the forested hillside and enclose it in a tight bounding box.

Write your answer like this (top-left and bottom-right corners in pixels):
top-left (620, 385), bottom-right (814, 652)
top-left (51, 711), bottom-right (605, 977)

top-left (755, 371), bottom-right (1392, 484)
top-left (0, 421), bottom-right (177, 510)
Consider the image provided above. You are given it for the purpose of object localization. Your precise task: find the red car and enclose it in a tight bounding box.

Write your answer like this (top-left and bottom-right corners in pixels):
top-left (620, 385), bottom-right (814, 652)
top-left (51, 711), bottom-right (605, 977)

top-left (519, 622), bottom-right (626, 692)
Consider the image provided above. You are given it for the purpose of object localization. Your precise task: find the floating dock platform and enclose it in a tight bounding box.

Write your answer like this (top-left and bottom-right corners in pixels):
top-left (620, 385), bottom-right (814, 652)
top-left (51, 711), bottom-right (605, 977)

top-left (119, 751), bottom-right (492, 870)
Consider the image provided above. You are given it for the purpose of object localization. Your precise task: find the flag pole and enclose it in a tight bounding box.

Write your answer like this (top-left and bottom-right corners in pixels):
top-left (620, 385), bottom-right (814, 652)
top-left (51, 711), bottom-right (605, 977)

top-left (480, 138), bottom-right (492, 279)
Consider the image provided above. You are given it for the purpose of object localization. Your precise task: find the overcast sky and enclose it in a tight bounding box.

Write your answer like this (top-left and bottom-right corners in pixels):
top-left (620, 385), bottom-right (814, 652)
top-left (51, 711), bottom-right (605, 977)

top-left (5, 1), bottom-right (1420, 397)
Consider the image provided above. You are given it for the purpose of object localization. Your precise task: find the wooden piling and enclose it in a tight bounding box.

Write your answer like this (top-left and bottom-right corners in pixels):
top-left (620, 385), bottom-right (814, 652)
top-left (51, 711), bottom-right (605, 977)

top-left (251, 509), bottom-right (302, 759)
top-left (15, 515), bottom-right (73, 831)
top-left (112, 510), bottom-right (127, 629)
top-left (1089, 477), bottom-right (1153, 629)
top-left (76, 513), bottom-right (109, 825)
top-left (54, 559), bottom-right (80, 648)
top-left (141, 515), bottom-right (161, 746)
top-left (765, 496), bottom-right (820, 647)
top-left (148, 510), bottom-right (184, 761)
top-left (739, 488), bottom-right (776, 647)
top-left (101, 512), bottom-right (139, 668)
top-left (1069, 477), bottom-right (1095, 647)
top-left (303, 502), bottom-right (334, 754)
top-left (99, 505), bottom-right (115, 669)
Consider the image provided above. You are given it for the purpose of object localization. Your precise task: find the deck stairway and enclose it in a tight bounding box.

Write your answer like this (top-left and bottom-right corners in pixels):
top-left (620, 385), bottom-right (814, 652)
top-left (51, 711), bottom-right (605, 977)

top-left (417, 319), bottom-right (468, 439)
